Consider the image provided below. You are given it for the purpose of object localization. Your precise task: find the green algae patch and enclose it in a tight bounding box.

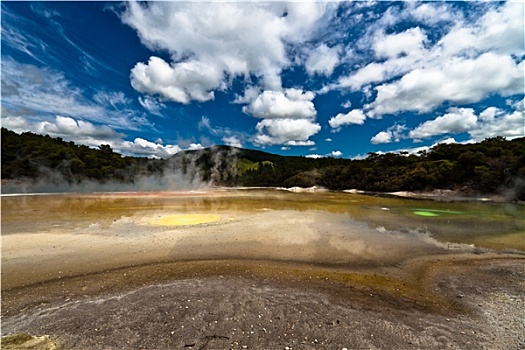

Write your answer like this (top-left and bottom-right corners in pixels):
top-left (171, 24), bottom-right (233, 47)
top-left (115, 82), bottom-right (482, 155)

top-left (414, 209), bottom-right (466, 214)
top-left (1, 334), bottom-right (61, 350)
top-left (413, 211), bottom-right (440, 217)
top-left (413, 208), bottom-right (467, 217)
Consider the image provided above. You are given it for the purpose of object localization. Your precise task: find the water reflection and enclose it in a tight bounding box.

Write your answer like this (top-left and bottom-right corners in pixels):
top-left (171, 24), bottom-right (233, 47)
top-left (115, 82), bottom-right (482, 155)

top-left (2, 189), bottom-right (523, 250)
top-left (2, 189), bottom-right (524, 291)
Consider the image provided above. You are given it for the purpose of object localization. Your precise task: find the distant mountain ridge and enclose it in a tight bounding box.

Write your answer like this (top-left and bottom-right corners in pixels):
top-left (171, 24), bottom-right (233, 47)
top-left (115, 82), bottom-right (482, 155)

top-left (169, 145), bottom-right (284, 164)
top-left (2, 128), bottom-right (524, 200)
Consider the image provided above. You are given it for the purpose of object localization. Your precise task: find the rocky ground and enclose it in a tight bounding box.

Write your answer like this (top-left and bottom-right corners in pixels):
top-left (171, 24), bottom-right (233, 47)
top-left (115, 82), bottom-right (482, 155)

top-left (2, 255), bottom-right (524, 350)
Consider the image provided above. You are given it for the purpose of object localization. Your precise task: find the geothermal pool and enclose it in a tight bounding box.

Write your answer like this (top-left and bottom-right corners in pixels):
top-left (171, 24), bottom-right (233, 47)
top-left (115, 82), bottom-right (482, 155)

top-left (2, 189), bottom-right (524, 349)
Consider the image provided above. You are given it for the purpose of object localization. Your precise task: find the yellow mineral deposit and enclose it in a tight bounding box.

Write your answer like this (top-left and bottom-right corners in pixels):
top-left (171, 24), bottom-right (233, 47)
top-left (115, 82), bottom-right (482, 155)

top-left (149, 213), bottom-right (222, 226)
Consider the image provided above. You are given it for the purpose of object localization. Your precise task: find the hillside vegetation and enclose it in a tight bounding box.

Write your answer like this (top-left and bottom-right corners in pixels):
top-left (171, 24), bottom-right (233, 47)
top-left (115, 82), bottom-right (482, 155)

top-left (2, 128), bottom-right (524, 200)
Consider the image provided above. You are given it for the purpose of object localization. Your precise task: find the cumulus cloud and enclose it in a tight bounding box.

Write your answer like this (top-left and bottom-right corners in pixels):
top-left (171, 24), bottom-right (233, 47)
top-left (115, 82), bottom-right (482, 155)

top-left (408, 2), bottom-right (456, 25)
top-left (370, 131), bottom-right (392, 145)
top-left (305, 150), bottom-right (342, 159)
top-left (328, 1), bottom-right (524, 119)
top-left (2, 115), bottom-right (122, 145)
top-left (468, 109), bottom-right (524, 141)
top-left (304, 44), bottom-right (341, 76)
top-left (131, 56), bottom-right (224, 104)
top-left (242, 89), bottom-right (316, 119)
top-left (286, 140), bottom-right (316, 146)
top-left (253, 118), bottom-right (321, 146)
top-left (406, 103), bottom-right (524, 142)
top-left (370, 124), bottom-right (407, 144)
top-left (328, 109), bottom-right (366, 131)
top-left (305, 154), bottom-right (322, 159)
top-left (122, 2), bottom-right (332, 99)
top-left (367, 53), bottom-right (524, 116)
top-left (409, 108), bottom-right (478, 140)
top-left (1, 115), bottom-right (188, 159)
top-left (222, 136), bottom-right (243, 148)
top-left (373, 27), bottom-right (427, 59)
top-left (387, 137), bottom-right (459, 157)
top-left (119, 138), bottom-right (182, 159)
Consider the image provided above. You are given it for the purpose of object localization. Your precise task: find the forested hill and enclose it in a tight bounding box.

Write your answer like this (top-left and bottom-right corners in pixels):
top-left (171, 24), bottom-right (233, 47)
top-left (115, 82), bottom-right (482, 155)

top-left (2, 127), bottom-right (524, 200)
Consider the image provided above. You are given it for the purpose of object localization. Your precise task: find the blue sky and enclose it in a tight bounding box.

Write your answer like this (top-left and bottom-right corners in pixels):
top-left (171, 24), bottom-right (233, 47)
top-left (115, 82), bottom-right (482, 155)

top-left (1, 1), bottom-right (523, 159)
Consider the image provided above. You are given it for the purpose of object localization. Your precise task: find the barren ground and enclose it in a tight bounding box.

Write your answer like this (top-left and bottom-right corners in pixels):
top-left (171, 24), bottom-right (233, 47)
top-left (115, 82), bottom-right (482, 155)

top-left (2, 193), bottom-right (524, 349)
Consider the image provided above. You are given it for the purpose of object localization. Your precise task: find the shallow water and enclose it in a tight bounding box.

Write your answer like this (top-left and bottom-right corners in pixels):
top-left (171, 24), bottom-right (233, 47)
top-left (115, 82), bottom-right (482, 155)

top-left (2, 188), bottom-right (523, 250)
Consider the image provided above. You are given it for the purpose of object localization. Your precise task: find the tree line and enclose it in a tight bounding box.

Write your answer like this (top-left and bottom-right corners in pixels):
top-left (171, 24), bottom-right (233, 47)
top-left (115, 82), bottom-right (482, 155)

top-left (2, 128), bottom-right (524, 200)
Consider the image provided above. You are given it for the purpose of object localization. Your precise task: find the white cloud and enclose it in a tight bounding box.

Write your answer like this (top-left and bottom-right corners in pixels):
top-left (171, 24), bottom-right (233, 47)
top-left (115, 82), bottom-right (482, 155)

top-left (367, 53), bottom-right (523, 116)
top-left (408, 2), bottom-right (456, 25)
top-left (188, 143), bottom-right (205, 151)
top-left (222, 136), bottom-right (243, 148)
top-left (253, 118), bottom-right (321, 146)
top-left (335, 62), bottom-right (386, 91)
top-left (242, 89), bottom-right (316, 119)
top-left (370, 131), bottom-right (392, 145)
top-left (120, 138), bottom-right (182, 159)
top-left (387, 137), bottom-right (459, 157)
top-left (373, 27), bottom-right (427, 59)
top-left (341, 100), bottom-right (352, 109)
top-left (131, 57), bottom-right (224, 104)
top-left (286, 140), bottom-right (315, 147)
top-left (93, 91), bottom-right (131, 108)
top-left (370, 124), bottom-right (407, 144)
top-left (233, 86), bottom-right (261, 105)
top-left (1, 5), bottom-right (53, 65)
top-left (305, 150), bottom-right (342, 159)
top-left (328, 109), bottom-right (366, 131)
top-left (2, 115), bottom-right (122, 144)
top-left (409, 108), bottom-right (478, 140)
top-left (327, 2), bottom-right (524, 119)
top-left (479, 107), bottom-right (501, 122)
top-left (1, 115), bottom-right (192, 159)
top-left (511, 97), bottom-right (525, 112)
top-left (325, 138), bottom-right (333, 142)
top-left (1, 59), bottom-right (149, 131)
top-left (138, 96), bottom-right (166, 116)
top-left (241, 87), bottom-right (321, 147)
top-left (122, 2), bottom-right (332, 99)
top-left (305, 154), bottom-right (322, 159)
top-left (304, 44), bottom-right (341, 76)
top-left (468, 110), bottom-right (525, 141)
top-left (439, 1), bottom-right (524, 57)
top-left (406, 104), bottom-right (524, 142)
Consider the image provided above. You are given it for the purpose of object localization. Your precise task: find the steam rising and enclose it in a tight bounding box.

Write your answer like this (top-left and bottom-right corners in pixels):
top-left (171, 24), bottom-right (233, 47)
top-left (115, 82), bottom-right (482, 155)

top-left (1, 146), bottom-right (246, 194)
top-left (1, 170), bottom-right (207, 194)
